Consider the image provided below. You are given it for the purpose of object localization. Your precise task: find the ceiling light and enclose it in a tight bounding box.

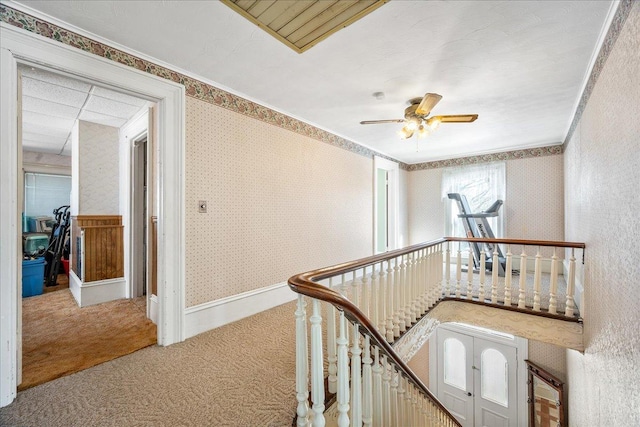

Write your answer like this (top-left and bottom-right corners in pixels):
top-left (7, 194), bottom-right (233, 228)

top-left (398, 125), bottom-right (414, 139)
top-left (427, 117), bottom-right (441, 131)
top-left (406, 117), bottom-right (421, 131)
top-left (417, 124), bottom-right (430, 139)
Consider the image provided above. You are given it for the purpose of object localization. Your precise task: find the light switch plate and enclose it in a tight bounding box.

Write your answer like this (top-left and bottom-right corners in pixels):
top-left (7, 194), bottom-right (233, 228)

top-left (198, 200), bottom-right (207, 213)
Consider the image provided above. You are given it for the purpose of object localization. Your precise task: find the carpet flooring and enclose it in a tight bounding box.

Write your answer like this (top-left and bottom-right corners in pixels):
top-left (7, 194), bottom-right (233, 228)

top-left (1, 301), bottom-right (298, 427)
top-left (20, 288), bottom-right (157, 391)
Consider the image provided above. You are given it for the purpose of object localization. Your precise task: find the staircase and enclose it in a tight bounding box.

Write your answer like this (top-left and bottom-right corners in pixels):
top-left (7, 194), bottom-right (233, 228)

top-left (288, 237), bottom-right (585, 426)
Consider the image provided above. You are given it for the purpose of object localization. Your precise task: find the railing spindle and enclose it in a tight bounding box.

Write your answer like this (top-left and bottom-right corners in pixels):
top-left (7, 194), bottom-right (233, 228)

top-left (456, 243), bottom-right (462, 298)
top-left (376, 262), bottom-right (386, 339)
top-left (394, 257), bottom-right (404, 336)
top-left (504, 245), bottom-right (512, 306)
top-left (336, 311), bottom-right (350, 427)
top-left (479, 249), bottom-right (486, 301)
top-left (382, 356), bottom-right (392, 426)
top-left (350, 324), bottom-right (362, 427)
top-left (362, 336), bottom-right (373, 427)
top-left (549, 248), bottom-right (558, 314)
top-left (518, 247), bottom-right (527, 309)
top-left (390, 368), bottom-right (399, 426)
top-left (533, 247), bottom-right (542, 311)
top-left (372, 347), bottom-right (383, 427)
top-left (310, 299), bottom-right (325, 427)
top-left (467, 247), bottom-right (473, 300)
top-left (295, 296), bottom-right (309, 427)
top-left (385, 260), bottom-right (395, 342)
top-left (445, 241), bottom-right (451, 296)
top-left (327, 280), bottom-right (338, 395)
top-left (565, 248), bottom-right (576, 317)
top-left (491, 251), bottom-right (499, 304)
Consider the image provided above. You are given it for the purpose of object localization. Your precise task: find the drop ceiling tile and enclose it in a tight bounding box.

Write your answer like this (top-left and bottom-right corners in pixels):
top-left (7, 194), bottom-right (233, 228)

top-left (22, 130), bottom-right (69, 144)
top-left (22, 96), bottom-right (81, 119)
top-left (22, 111), bottom-right (76, 132)
top-left (20, 65), bottom-right (92, 92)
top-left (83, 94), bottom-right (143, 119)
top-left (78, 110), bottom-right (128, 128)
top-left (22, 77), bottom-right (89, 108)
top-left (91, 86), bottom-right (148, 107)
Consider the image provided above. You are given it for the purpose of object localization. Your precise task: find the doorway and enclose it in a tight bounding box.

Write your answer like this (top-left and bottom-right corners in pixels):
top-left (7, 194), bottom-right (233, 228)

top-left (373, 156), bottom-right (400, 253)
top-left (1, 24), bottom-right (186, 407)
top-left (431, 323), bottom-right (528, 426)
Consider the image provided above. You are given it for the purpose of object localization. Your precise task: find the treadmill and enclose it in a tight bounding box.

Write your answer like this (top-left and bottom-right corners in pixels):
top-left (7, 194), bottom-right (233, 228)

top-left (448, 193), bottom-right (506, 275)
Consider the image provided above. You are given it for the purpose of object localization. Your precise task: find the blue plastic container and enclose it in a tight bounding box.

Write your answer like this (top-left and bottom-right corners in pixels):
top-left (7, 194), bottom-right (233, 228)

top-left (22, 258), bottom-right (45, 298)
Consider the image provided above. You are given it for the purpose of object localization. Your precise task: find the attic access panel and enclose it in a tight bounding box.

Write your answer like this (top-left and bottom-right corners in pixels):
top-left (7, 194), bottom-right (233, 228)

top-left (220, 0), bottom-right (388, 53)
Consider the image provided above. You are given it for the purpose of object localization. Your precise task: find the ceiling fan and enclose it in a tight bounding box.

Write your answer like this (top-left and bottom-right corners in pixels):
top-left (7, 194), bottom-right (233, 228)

top-left (360, 93), bottom-right (478, 139)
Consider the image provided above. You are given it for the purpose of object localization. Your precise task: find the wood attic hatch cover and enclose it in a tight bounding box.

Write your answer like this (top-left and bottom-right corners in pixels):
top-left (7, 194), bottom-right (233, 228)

top-left (220, 0), bottom-right (389, 53)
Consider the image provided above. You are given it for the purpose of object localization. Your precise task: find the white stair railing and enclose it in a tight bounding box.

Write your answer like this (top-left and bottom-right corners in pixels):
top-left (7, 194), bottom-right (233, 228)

top-left (290, 237), bottom-right (585, 427)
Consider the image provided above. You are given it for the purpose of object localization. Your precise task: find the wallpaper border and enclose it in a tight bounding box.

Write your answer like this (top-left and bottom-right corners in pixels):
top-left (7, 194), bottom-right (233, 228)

top-left (2, 3), bottom-right (611, 172)
top-left (563, 0), bottom-right (635, 150)
top-left (406, 145), bottom-right (563, 171)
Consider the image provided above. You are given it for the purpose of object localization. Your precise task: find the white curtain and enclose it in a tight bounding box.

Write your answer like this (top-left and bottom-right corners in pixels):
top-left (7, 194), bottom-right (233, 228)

top-left (441, 162), bottom-right (506, 238)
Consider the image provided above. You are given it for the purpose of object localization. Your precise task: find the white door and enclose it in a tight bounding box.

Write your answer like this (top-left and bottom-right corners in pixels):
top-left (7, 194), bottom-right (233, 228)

top-left (437, 329), bottom-right (475, 425)
top-left (437, 328), bottom-right (519, 427)
top-left (473, 339), bottom-right (517, 426)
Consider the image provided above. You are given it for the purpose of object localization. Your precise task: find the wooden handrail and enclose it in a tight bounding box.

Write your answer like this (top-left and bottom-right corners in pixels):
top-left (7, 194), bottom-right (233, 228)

top-left (288, 236), bottom-right (586, 425)
top-left (446, 236), bottom-right (586, 249)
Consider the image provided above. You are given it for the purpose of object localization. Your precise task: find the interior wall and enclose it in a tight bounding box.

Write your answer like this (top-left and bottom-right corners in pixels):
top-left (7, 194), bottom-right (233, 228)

top-left (185, 98), bottom-right (374, 306)
top-left (22, 150), bottom-right (71, 171)
top-left (74, 121), bottom-right (120, 215)
top-left (407, 155), bottom-right (564, 244)
top-left (563, 3), bottom-right (639, 426)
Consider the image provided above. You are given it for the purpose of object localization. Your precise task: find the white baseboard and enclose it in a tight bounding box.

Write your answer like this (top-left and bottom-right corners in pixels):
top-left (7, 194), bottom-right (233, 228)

top-left (149, 294), bottom-right (158, 325)
top-left (68, 270), bottom-right (126, 307)
top-left (184, 281), bottom-right (297, 339)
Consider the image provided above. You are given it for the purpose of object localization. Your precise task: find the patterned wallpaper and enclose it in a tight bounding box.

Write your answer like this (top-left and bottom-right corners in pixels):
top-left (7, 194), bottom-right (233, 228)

top-left (185, 98), bottom-right (373, 306)
top-left (406, 154), bottom-right (564, 244)
top-left (563, 3), bottom-right (640, 425)
top-left (76, 121), bottom-right (120, 215)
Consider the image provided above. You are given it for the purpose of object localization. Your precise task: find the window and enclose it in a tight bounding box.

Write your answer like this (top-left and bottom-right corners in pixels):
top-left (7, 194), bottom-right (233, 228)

top-left (441, 162), bottom-right (506, 239)
top-left (24, 172), bottom-right (71, 217)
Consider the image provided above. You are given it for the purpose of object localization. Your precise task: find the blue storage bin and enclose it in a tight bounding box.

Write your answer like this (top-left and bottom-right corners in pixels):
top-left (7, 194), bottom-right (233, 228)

top-left (22, 258), bottom-right (45, 298)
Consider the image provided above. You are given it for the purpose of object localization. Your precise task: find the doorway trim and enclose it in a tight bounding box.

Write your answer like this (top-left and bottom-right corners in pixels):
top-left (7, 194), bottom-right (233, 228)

top-left (429, 322), bottom-right (529, 426)
top-left (0, 23), bottom-right (186, 407)
top-left (373, 155), bottom-right (399, 253)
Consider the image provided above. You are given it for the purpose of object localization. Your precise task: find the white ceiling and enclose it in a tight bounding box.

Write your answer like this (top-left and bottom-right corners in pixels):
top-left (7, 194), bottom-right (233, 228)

top-left (20, 65), bottom-right (148, 156)
top-left (12, 0), bottom-right (615, 164)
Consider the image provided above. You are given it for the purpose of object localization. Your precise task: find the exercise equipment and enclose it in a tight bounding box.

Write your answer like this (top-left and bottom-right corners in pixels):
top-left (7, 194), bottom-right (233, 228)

top-left (448, 193), bottom-right (506, 275)
top-left (44, 205), bottom-right (70, 287)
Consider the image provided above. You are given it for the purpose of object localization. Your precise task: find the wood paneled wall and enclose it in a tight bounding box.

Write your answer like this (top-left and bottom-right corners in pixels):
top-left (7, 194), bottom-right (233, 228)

top-left (71, 215), bottom-right (124, 282)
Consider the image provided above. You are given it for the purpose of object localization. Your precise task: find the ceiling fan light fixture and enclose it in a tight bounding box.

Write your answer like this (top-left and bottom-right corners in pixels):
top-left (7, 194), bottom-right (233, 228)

top-left (427, 117), bottom-right (442, 131)
top-left (417, 124), bottom-right (430, 139)
top-left (405, 117), bottom-right (421, 131)
top-left (398, 125), bottom-right (414, 139)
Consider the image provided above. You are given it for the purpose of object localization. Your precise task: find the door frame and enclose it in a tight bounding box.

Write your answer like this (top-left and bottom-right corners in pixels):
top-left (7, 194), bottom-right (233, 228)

top-left (430, 323), bottom-right (529, 426)
top-left (0, 23), bottom-right (186, 407)
top-left (373, 156), bottom-right (399, 253)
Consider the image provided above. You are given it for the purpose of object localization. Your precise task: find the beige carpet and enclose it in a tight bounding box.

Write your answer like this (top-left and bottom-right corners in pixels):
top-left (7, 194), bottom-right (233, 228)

top-left (1, 301), bottom-right (298, 427)
top-left (20, 289), bottom-right (157, 391)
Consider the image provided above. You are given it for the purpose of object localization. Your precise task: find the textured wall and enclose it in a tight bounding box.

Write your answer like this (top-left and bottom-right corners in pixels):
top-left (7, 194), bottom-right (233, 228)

top-left (563, 3), bottom-right (640, 426)
top-left (76, 121), bottom-right (120, 215)
top-left (407, 155), bottom-right (564, 244)
top-left (185, 98), bottom-right (374, 306)
top-left (407, 339), bottom-right (429, 387)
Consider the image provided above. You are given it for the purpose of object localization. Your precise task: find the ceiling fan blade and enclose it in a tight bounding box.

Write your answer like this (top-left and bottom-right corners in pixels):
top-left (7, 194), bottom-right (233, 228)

top-left (415, 93), bottom-right (443, 116)
top-left (360, 119), bottom-right (405, 125)
top-left (433, 114), bottom-right (479, 123)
